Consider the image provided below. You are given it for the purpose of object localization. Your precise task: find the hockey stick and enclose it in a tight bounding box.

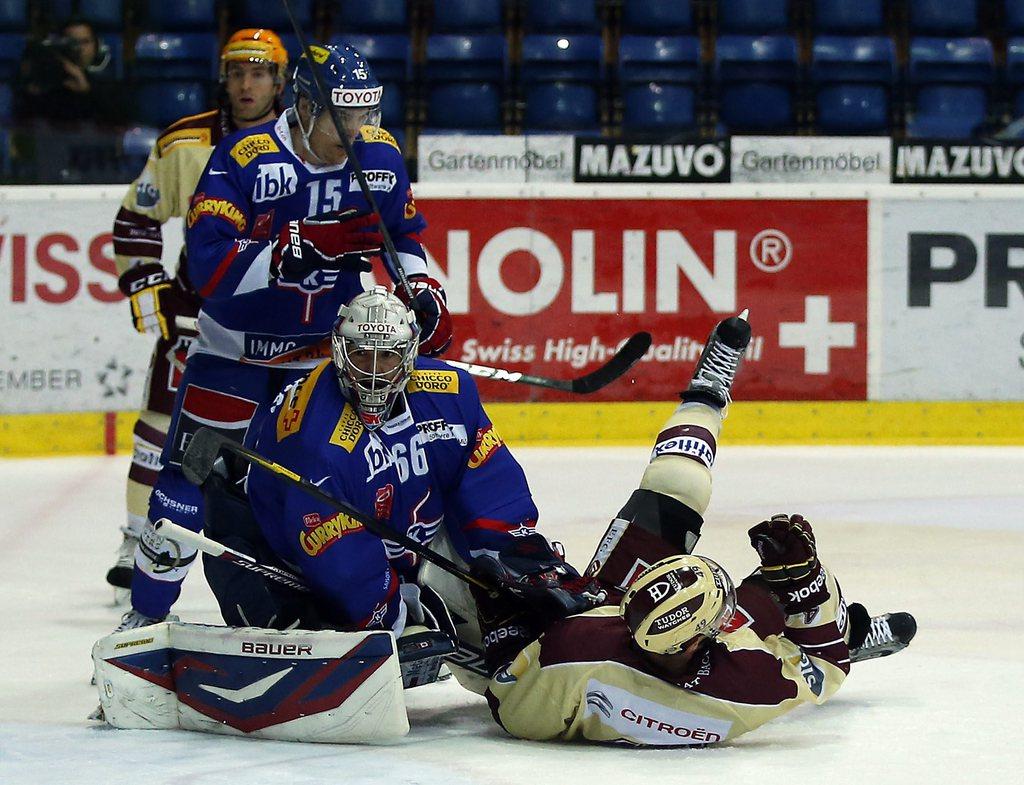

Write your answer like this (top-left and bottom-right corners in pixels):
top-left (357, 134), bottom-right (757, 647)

top-left (181, 427), bottom-right (491, 591)
top-left (174, 317), bottom-right (650, 395)
top-left (447, 331), bottom-right (653, 394)
top-left (153, 518), bottom-right (309, 593)
top-left (279, 0), bottom-right (416, 305)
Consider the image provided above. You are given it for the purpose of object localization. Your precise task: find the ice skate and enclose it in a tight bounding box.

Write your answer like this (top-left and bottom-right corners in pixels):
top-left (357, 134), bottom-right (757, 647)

top-left (105, 527), bottom-right (138, 592)
top-left (113, 608), bottom-right (177, 633)
top-left (681, 309), bottom-right (752, 409)
top-left (849, 604), bottom-right (917, 662)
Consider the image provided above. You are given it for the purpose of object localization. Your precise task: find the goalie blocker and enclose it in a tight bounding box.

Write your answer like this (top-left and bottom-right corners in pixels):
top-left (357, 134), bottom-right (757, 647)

top-left (92, 622), bottom-right (408, 743)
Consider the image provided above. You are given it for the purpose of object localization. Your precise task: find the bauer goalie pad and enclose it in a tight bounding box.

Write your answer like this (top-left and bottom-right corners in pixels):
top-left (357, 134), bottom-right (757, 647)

top-left (92, 622), bottom-right (408, 743)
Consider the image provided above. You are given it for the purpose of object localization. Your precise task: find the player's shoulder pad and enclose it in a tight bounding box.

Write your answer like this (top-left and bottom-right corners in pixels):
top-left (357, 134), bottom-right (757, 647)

top-left (406, 358), bottom-right (478, 398)
top-left (358, 125), bottom-right (401, 153)
top-left (221, 118), bottom-right (283, 169)
top-left (156, 109), bottom-right (220, 157)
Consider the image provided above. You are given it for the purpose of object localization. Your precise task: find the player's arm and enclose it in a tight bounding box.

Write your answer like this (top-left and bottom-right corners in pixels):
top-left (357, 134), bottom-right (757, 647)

top-left (370, 134), bottom-right (452, 356)
top-left (114, 137), bottom-right (191, 338)
top-left (746, 513), bottom-right (851, 703)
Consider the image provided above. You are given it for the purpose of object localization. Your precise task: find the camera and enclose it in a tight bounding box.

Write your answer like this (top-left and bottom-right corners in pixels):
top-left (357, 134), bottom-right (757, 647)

top-left (22, 34), bottom-right (84, 94)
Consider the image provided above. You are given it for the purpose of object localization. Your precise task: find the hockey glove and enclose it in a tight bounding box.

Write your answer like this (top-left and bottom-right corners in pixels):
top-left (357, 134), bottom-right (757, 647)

top-left (119, 262), bottom-right (184, 340)
top-left (270, 209), bottom-right (383, 283)
top-left (748, 513), bottom-right (828, 614)
top-left (395, 275), bottom-right (453, 356)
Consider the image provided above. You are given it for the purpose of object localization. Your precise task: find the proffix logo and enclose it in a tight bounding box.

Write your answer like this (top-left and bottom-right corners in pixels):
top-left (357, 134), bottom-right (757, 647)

top-left (351, 170), bottom-right (396, 192)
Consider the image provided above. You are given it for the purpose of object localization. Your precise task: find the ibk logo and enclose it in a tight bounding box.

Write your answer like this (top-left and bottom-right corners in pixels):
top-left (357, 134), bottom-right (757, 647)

top-left (253, 163), bottom-right (298, 203)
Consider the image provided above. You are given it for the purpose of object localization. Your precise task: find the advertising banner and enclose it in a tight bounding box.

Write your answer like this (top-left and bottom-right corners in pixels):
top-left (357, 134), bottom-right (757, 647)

top-left (419, 197), bottom-right (868, 402)
top-left (417, 135), bottom-right (574, 183)
top-left (732, 136), bottom-right (889, 183)
top-left (877, 199), bottom-right (1024, 399)
top-left (573, 138), bottom-right (730, 183)
top-left (892, 141), bottom-right (1024, 184)
top-left (0, 192), bottom-right (176, 413)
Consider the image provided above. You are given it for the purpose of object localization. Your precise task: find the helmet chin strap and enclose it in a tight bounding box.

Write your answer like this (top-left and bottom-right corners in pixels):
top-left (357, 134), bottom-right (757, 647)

top-left (295, 103), bottom-right (334, 166)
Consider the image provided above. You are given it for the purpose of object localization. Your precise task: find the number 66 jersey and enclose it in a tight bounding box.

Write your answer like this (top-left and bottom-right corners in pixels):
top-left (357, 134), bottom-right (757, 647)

top-left (186, 111), bottom-right (427, 369)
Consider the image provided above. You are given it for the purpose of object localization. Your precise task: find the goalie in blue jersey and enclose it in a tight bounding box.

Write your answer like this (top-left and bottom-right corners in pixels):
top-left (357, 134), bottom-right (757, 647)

top-left (118, 44), bottom-right (453, 632)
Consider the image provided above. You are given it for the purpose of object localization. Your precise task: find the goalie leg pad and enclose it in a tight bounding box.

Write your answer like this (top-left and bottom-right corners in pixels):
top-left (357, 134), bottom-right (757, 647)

top-left (93, 622), bottom-right (408, 743)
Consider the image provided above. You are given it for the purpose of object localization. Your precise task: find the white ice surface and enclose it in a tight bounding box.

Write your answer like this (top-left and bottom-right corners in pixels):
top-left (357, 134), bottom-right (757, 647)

top-left (1, 446), bottom-right (1022, 785)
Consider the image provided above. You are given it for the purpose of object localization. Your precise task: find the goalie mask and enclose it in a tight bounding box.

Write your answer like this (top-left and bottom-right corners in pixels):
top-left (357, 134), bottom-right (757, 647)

top-left (620, 555), bottom-right (737, 656)
top-left (332, 287), bottom-right (417, 429)
top-left (292, 44), bottom-right (382, 162)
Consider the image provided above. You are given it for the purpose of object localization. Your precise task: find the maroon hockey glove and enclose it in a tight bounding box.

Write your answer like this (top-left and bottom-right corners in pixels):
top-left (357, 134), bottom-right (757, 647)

top-left (748, 513), bottom-right (828, 614)
top-left (118, 262), bottom-right (185, 340)
top-left (395, 275), bottom-right (453, 356)
top-left (270, 209), bottom-right (382, 282)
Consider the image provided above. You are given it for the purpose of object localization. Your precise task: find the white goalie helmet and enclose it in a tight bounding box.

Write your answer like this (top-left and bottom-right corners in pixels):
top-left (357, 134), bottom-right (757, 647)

top-left (331, 286), bottom-right (418, 429)
top-left (620, 554), bottom-right (737, 656)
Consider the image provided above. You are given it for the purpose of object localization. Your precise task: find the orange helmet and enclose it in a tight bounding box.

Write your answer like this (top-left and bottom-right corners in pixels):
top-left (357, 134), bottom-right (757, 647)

top-left (220, 28), bottom-right (289, 80)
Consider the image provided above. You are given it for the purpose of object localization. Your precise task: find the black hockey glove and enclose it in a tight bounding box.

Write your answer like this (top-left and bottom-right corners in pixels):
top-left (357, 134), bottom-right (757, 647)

top-left (749, 513), bottom-right (828, 614)
top-left (269, 209), bottom-right (382, 282)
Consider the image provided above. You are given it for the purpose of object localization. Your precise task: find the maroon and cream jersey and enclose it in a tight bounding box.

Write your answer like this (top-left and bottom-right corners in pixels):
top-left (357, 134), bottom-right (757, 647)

top-left (485, 571), bottom-right (850, 746)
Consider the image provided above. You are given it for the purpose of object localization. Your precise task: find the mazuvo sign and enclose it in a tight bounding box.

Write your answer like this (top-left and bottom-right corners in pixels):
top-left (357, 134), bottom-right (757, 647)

top-left (731, 136), bottom-right (889, 183)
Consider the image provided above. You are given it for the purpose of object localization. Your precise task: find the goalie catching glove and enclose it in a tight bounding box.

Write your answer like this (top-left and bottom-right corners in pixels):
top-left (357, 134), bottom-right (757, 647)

top-left (748, 513), bottom-right (829, 614)
top-left (270, 208), bottom-right (383, 283)
top-left (395, 275), bottom-right (452, 357)
top-left (118, 263), bottom-right (192, 340)
top-left (469, 532), bottom-right (606, 675)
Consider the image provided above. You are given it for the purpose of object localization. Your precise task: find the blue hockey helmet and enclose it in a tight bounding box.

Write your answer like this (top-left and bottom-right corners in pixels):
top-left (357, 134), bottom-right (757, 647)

top-left (293, 44), bottom-right (382, 118)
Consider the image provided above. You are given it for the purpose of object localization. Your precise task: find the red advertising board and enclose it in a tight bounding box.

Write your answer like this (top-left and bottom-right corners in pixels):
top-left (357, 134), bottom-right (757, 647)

top-left (416, 198), bottom-right (868, 402)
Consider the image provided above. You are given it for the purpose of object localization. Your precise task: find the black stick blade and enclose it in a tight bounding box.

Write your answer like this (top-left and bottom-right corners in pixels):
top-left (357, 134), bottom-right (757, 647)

top-left (181, 427), bottom-right (227, 487)
top-left (570, 332), bottom-right (652, 394)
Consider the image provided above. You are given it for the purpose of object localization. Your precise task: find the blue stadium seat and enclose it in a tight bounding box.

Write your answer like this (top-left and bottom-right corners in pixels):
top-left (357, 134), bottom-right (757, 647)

top-left (46, 0), bottom-right (74, 24)
top-left (0, 0), bottom-right (27, 30)
top-left (432, 0), bottom-right (503, 32)
top-left (523, 0), bottom-right (600, 32)
top-left (622, 1), bottom-right (694, 33)
top-left (423, 35), bottom-right (506, 132)
top-left (521, 35), bottom-right (603, 82)
top-left (523, 82), bottom-right (599, 131)
top-left (908, 1), bottom-right (977, 35)
top-left (1010, 1), bottom-right (1024, 35)
top-left (145, 0), bottom-right (217, 30)
top-left (1003, 38), bottom-right (1024, 117)
top-left (331, 34), bottom-right (411, 82)
top-left (0, 33), bottom-right (25, 80)
top-left (426, 83), bottom-right (503, 130)
top-left (99, 33), bottom-right (123, 79)
top-left (716, 35), bottom-right (799, 132)
top-left (334, 0), bottom-right (407, 32)
top-left (814, 0), bottom-right (884, 33)
top-left (135, 81), bottom-right (207, 128)
top-left (619, 35), bottom-right (701, 84)
top-left (0, 82), bottom-right (13, 123)
top-left (121, 124), bottom-right (159, 158)
top-left (812, 36), bottom-right (895, 131)
top-left (232, 0), bottom-right (314, 29)
top-left (623, 83), bottom-right (696, 131)
top-left (717, 0), bottom-right (789, 33)
top-left (78, 0), bottom-right (123, 31)
top-left (425, 34), bottom-right (505, 81)
top-left (134, 33), bottom-right (219, 81)
top-left (907, 37), bottom-right (994, 138)
top-left (279, 33), bottom-right (302, 69)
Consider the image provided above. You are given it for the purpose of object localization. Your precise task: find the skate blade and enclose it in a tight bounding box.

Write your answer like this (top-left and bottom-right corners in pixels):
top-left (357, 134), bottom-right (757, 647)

top-left (112, 587), bottom-right (131, 607)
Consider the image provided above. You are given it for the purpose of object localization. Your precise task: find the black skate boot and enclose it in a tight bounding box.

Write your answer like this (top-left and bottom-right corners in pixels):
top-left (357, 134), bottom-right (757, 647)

top-left (105, 526), bottom-right (138, 590)
top-left (680, 309), bottom-right (752, 409)
top-left (848, 603), bottom-right (917, 663)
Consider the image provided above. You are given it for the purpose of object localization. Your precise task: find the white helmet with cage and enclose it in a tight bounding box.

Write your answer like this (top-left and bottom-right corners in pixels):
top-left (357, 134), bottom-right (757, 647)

top-left (331, 286), bottom-right (418, 429)
top-left (619, 554), bottom-right (737, 655)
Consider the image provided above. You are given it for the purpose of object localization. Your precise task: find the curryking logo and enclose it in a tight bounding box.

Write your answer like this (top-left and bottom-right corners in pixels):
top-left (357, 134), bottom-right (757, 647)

top-left (467, 424), bottom-right (504, 469)
top-left (299, 512), bottom-right (363, 556)
top-left (229, 132), bottom-right (280, 167)
top-left (329, 403), bottom-right (364, 452)
top-left (187, 193), bottom-right (246, 232)
top-left (406, 369), bottom-right (458, 394)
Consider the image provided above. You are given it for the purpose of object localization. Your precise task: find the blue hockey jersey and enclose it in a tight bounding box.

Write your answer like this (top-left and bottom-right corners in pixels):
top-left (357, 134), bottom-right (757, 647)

top-left (245, 359), bottom-right (539, 632)
top-left (185, 111), bottom-right (427, 367)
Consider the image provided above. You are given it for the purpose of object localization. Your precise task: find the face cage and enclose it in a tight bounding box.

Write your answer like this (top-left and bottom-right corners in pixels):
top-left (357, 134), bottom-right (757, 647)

top-left (297, 100), bottom-right (381, 163)
top-left (331, 332), bottom-right (413, 428)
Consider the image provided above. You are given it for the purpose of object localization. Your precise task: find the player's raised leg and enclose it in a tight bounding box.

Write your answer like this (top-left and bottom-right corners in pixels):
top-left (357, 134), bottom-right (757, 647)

top-left (586, 311), bottom-right (752, 595)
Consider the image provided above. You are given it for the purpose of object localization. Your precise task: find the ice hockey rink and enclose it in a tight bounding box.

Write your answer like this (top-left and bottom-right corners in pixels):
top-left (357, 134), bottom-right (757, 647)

top-left (1, 444), bottom-right (1022, 785)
